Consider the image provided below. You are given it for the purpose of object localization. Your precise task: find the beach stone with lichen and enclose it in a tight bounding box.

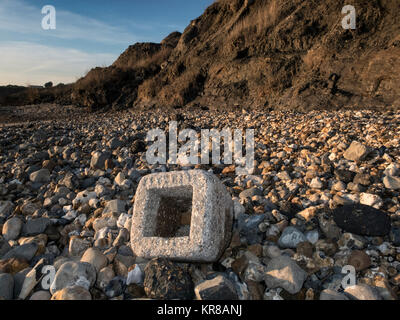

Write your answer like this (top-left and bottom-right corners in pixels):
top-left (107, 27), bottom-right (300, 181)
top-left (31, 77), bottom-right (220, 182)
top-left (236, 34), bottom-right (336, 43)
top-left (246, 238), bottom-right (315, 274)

top-left (143, 258), bottom-right (194, 300)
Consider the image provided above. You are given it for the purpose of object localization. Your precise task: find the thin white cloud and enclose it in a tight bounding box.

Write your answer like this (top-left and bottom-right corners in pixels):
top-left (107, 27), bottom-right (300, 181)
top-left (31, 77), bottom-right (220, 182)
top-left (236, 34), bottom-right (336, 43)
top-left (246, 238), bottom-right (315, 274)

top-left (0, 0), bottom-right (140, 44)
top-left (0, 42), bottom-right (117, 86)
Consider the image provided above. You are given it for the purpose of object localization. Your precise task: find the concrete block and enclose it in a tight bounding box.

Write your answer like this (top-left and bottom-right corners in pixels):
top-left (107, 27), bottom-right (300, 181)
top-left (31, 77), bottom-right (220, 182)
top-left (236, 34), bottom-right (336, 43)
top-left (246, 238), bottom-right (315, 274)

top-left (131, 170), bottom-right (233, 262)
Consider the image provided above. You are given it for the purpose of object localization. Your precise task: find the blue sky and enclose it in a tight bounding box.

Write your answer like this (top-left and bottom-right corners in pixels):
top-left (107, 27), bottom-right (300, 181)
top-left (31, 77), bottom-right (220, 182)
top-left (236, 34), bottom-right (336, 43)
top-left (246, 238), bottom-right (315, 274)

top-left (0, 0), bottom-right (214, 86)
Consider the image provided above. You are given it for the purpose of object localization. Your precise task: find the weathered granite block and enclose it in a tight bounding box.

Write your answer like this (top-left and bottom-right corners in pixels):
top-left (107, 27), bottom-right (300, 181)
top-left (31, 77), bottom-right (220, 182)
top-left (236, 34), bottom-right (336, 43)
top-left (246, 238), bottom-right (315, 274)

top-left (131, 170), bottom-right (233, 262)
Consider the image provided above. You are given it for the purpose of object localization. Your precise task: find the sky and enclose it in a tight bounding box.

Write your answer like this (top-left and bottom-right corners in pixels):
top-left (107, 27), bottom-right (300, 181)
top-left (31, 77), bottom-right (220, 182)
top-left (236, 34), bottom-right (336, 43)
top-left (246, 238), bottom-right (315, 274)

top-left (0, 0), bottom-right (214, 86)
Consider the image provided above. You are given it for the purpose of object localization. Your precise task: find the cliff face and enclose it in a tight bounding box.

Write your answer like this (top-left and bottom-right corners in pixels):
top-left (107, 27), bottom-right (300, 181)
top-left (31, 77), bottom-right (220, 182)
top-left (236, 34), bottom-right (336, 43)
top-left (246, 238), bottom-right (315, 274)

top-left (137, 0), bottom-right (399, 111)
top-left (11, 0), bottom-right (399, 111)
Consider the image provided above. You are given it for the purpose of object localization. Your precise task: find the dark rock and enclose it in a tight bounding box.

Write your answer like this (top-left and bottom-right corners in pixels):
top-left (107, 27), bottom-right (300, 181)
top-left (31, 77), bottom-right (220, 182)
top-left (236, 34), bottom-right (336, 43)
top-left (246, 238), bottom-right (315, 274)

top-left (144, 258), bottom-right (194, 300)
top-left (105, 277), bottom-right (126, 298)
top-left (29, 169), bottom-right (50, 183)
top-left (297, 242), bottom-right (314, 258)
top-left (390, 227), bottom-right (400, 246)
top-left (334, 169), bottom-right (356, 184)
top-left (237, 214), bottom-right (265, 245)
top-left (195, 275), bottom-right (238, 300)
top-left (0, 236), bottom-right (11, 256)
top-left (280, 201), bottom-right (302, 220)
top-left (0, 273), bottom-right (14, 300)
top-left (22, 218), bottom-right (51, 236)
top-left (80, 177), bottom-right (96, 189)
top-left (332, 204), bottom-right (391, 236)
top-left (30, 253), bottom-right (55, 268)
top-left (125, 283), bottom-right (146, 299)
top-left (131, 140), bottom-right (146, 154)
top-left (2, 243), bottom-right (38, 262)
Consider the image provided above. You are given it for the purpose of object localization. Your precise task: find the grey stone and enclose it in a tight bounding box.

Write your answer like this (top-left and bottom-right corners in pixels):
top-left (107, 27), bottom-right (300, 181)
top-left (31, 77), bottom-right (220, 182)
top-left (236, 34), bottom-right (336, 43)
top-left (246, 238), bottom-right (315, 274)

top-left (319, 289), bottom-right (349, 300)
top-left (29, 169), bottom-right (50, 183)
top-left (265, 255), bottom-right (308, 294)
top-left (278, 227), bottom-right (307, 249)
top-left (104, 199), bottom-right (127, 214)
top-left (383, 175), bottom-right (400, 190)
top-left (343, 141), bottom-right (370, 162)
top-left (60, 173), bottom-right (79, 189)
top-left (239, 187), bottom-right (263, 199)
top-left (96, 265), bottom-right (115, 291)
top-left (30, 291), bottom-right (51, 300)
top-left (2, 243), bottom-right (38, 262)
top-left (22, 218), bottom-right (50, 236)
top-left (0, 236), bottom-right (11, 256)
top-left (93, 214), bottom-right (118, 232)
top-left (20, 202), bottom-right (39, 216)
top-left (90, 151), bottom-right (111, 170)
top-left (81, 248), bottom-right (108, 273)
top-left (113, 229), bottom-right (130, 247)
top-left (50, 261), bottom-right (96, 295)
top-left (131, 170), bottom-right (233, 262)
top-left (344, 284), bottom-right (382, 300)
top-left (0, 201), bottom-right (14, 219)
top-left (0, 273), bottom-right (14, 300)
top-left (243, 261), bottom-right (268, 282)
top-left (3, 217), bottom-right (23, 241)
top-left (68, 237), bottom-right (91, 256)
top-left (114, 254), bottom-right (135, 277)
top-left (195, 275), bottom-right (238, 300)
top-left (13, 267), bottom-right (32, 299)
top-left (384, 164), bottom-right (399, 177)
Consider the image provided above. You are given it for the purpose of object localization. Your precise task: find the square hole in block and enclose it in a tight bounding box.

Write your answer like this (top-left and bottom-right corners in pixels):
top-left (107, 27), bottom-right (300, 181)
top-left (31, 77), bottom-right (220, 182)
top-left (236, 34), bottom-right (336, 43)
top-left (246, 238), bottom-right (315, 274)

top-left (143, 186), bottom-right (193, 238)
